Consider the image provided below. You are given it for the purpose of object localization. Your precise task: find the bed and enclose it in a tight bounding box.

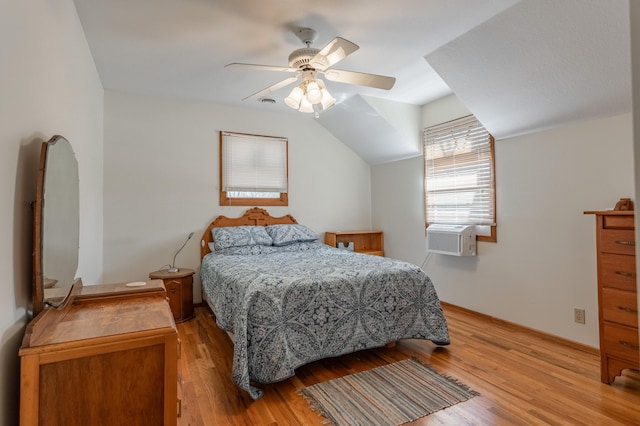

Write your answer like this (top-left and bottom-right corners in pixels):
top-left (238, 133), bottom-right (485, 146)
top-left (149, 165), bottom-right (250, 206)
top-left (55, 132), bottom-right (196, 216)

top-left (200, 208), bottom-right (450, 399)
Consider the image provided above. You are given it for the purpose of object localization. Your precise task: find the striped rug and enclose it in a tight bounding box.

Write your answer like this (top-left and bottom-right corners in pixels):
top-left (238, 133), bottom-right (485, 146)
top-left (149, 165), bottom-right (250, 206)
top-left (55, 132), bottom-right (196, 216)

top-left (299, 358), bottom-right (479, 425)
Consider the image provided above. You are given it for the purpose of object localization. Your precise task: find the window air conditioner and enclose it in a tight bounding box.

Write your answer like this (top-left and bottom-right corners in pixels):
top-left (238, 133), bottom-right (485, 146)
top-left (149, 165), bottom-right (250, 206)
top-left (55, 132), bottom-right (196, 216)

top-left (427, 224), bottom-right (477, 256)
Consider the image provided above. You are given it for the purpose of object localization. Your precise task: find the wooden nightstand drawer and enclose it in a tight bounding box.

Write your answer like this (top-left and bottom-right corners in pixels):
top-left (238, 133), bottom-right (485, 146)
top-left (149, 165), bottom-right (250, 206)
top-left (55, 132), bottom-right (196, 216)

top-left (600, 229), bottom-right (635, 255)
top-left (602, 323), bottom-right (640, 361)
top-left (600, 253), bottom-right (636, 291)
top-left (602, 288), bottom-right (638, 327)
top-left (164, 279), bottom-right (182, 319)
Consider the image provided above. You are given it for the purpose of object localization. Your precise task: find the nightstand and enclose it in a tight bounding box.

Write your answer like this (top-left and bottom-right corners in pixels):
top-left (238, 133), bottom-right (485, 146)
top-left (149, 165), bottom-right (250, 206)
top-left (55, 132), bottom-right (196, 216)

top-left (149, 268), bottom-right (195, 323)
top-left (325, 231), bottom-right (384, 256)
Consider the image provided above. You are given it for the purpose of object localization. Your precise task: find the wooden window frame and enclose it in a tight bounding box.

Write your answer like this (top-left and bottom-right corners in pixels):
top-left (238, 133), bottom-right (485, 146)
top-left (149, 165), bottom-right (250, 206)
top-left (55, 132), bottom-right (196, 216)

top-left (424, 115), bottom-right (497, 243)
top-left (219, 131), bottom-right (289, 207)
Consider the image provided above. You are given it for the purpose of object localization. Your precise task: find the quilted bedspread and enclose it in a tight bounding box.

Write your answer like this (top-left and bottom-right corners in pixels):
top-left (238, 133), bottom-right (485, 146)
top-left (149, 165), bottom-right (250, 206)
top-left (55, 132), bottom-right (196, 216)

top-left (200, 242), bottom-right (450, 399)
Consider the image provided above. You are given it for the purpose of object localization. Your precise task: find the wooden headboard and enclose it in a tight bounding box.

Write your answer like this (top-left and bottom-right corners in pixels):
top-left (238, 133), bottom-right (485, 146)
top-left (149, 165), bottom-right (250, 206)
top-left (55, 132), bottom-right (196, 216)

top-left (200, 207), bottom-right (297, 259)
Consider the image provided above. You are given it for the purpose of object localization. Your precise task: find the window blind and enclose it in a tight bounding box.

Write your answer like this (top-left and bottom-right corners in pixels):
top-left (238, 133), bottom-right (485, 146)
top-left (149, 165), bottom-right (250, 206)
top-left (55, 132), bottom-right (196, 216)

top-left (424, 115), bottom-right (495, 226)
top-left (221, 132), bottom-right (288, 193)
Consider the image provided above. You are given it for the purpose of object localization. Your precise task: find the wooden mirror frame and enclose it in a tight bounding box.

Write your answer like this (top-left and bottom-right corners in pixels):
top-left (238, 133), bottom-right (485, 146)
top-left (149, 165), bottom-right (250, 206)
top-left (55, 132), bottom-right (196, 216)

top-left (32, 135), bottom-right (79, 316)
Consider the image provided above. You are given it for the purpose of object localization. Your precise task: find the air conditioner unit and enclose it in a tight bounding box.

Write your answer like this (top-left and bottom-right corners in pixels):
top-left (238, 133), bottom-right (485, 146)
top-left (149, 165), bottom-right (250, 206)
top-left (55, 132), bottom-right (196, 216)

top-left (427, 224), bottom-right (477, 256)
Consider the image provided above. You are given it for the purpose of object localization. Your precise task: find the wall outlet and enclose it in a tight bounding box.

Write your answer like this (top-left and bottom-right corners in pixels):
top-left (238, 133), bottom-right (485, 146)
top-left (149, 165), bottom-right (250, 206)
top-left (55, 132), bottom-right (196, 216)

top-left (574, 308), bottom-right (586, 324)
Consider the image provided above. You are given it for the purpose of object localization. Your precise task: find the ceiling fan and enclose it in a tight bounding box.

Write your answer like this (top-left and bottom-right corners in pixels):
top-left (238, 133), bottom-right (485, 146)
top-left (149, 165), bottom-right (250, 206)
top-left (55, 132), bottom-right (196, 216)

top-left (225, 28), bottom-right (396, 113)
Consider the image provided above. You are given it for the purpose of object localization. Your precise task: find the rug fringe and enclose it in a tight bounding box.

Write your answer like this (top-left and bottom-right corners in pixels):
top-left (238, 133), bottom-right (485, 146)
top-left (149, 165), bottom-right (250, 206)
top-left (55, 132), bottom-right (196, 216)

top-left (298, 389), bottom-right (338, 425)
top-left (410, 356), bottom-right (481, 397)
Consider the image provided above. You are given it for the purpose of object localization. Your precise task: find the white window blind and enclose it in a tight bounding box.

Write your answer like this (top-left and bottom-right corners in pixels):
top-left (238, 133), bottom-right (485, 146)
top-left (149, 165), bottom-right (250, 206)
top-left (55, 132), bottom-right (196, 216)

top-left (221, 132), bottom-right (288, 194)
top-left (424, 115), bottom-right (495, 226)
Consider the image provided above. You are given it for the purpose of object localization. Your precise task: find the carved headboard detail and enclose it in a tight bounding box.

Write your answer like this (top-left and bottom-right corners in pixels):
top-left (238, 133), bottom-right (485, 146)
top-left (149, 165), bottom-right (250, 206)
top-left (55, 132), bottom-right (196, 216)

top-left (200, 207), bottom-right (297, 259)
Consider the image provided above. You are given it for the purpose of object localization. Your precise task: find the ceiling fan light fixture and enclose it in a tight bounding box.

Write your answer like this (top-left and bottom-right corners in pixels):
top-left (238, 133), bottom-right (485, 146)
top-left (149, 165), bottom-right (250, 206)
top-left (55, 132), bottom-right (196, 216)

top-left (284, 86), bottom-right (304, 109)
top-left (316, 79), bottom-right (335, 110)
top-left (305, 81), bottom-right (322, 104)
top-left (229, 30), bottom-right (395, 108)
top-left (298, 96), bottom-right (314, 113)
top-left (320, 89), bottom-right (336, 110)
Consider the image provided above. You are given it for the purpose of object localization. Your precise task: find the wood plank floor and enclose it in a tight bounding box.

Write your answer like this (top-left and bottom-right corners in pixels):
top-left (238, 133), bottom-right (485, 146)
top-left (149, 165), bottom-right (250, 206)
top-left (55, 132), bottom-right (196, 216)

top-left (176, 304), bottom-right (640, 425)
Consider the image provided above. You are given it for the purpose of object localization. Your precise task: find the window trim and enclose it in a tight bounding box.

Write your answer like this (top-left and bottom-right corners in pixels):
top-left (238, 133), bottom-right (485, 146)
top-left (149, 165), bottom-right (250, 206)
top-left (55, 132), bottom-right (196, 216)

top-left (219, 131), bottom-right (289, 206)
top-left (423, 115), bottom-right (497, 243)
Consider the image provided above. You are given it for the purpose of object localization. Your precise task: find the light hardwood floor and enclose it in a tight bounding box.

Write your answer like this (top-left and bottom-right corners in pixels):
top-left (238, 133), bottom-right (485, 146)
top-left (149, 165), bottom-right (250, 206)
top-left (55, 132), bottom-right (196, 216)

top-left (176, 304), bottom-right (640, 425)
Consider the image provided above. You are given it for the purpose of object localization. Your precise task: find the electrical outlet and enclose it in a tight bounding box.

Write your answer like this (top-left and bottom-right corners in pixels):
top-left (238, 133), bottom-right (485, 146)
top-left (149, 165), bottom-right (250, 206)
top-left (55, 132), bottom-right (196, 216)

top-left (574, 308), bottom-right (586, 324)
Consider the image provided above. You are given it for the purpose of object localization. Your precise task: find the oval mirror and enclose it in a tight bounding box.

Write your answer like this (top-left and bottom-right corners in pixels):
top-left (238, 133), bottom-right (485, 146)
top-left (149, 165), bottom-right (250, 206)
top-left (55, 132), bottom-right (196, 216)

top-left (33, 135), bottom-right (79, 315)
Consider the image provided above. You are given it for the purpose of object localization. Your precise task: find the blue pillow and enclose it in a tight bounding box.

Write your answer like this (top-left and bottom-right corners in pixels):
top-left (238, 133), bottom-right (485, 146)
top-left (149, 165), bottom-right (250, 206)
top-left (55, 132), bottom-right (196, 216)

top-left (266, 224), bottom-right (318, 246)
top-left (212, 226), bottom-right (273, 251)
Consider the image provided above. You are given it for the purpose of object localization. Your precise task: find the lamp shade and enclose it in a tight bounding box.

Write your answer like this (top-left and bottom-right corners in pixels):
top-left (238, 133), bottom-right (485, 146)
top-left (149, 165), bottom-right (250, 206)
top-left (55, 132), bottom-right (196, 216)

top-left (284, 86), bottom-right (304, 109)
top-left (305, 81), bottom-right (322, 104)
top-left (298, 96), bottom-right (314, 113)
top-left (320, 88), bottom-right (336, 110)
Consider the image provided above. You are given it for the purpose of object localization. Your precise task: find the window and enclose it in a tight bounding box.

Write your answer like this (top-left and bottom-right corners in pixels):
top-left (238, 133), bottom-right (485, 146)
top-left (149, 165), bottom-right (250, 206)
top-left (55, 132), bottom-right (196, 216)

top-left (220, 131), bottom-right (288, 206)
top-left (424, 115), bottom-right (496, 242)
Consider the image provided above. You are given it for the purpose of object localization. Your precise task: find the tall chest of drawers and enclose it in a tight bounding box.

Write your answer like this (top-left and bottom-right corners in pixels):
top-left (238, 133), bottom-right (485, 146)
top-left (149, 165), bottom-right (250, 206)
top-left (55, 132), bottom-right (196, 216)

top-left (585, 210), bottom-right (639, 383)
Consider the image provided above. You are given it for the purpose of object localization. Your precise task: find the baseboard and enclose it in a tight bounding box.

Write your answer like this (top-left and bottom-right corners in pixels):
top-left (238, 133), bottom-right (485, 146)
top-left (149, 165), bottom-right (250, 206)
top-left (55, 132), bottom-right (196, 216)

top-left (440, 301), bottom-right (600, 356)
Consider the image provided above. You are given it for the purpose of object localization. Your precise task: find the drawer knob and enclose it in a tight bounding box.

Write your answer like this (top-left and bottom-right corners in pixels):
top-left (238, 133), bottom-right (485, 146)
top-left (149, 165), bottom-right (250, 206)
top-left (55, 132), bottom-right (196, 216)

top-left (614, 270), bottom-right (635, 278)
top-left (617, 305), bottom-right (638, 314)
top-left (614, 240), bottom-right (635, 246)
top-left (619, 340), bottom-right (640, 350)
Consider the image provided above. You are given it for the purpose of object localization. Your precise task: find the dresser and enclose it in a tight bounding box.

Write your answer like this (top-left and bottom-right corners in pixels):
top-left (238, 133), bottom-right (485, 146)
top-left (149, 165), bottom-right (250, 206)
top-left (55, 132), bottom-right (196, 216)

top-left (19, 280), bottom-right (179, 426)
top-left (584, 210), bottom-right (639, 383)
top-left (149, 268), bottom-right (195, 323)
top-left (324, 230), bottom-right (384, 256)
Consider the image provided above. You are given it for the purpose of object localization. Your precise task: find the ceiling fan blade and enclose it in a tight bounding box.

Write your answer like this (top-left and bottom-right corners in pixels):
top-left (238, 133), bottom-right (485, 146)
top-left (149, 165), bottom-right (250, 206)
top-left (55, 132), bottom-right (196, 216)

top-left (323, 69), bottom-right (396, 90)
top-left (225, 63), bottom-right (298, 73)
top-left (309, 37), bottom-right (359, 70)
top-left (242, 76), bottom-right (299, 101)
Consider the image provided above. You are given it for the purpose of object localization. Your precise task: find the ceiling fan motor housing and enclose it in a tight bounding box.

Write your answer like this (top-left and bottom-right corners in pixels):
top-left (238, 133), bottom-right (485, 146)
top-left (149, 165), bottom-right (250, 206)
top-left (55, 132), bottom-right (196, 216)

top-left (288, 48), bottom-right (327, 70)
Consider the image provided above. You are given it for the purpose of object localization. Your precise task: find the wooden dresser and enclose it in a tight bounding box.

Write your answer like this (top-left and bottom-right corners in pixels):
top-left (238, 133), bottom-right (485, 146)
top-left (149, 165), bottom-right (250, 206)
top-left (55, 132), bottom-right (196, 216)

top-left (584, 210), bottom-right (639, 383)
top-left (19, 280), bottom-right (179, 426)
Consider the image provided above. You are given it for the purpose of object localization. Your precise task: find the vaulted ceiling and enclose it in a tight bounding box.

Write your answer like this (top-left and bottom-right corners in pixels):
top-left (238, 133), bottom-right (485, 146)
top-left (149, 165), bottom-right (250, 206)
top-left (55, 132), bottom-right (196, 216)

top-left (74, 0), bottom-right (631, 164)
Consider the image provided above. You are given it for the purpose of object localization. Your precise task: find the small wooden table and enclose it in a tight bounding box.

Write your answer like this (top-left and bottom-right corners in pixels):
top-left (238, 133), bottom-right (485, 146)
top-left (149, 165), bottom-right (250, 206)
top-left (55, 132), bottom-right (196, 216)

top-left (149, 268), bottom-right (195, 323)
top-left (325, 230), bottom-right (384, 256)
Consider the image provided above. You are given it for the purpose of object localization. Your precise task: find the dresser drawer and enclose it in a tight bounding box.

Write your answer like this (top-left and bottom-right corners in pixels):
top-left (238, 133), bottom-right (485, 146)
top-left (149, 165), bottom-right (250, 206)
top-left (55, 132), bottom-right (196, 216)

top-left (603, 214), bottom-right (634, 230)
top-left (600, 253), bottom-right (636, 291)
top-left (602, 323), bottom-right (640, 361)
top-left (602, 288), bottom-right (638, 327)
top-left (600, 229), bottom-right (635, 255)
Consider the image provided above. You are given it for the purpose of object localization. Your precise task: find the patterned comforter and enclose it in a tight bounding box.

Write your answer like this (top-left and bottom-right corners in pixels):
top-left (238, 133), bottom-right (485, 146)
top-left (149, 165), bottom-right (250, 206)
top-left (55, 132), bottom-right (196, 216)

top-left (200, 242), bottom-right (450, 399)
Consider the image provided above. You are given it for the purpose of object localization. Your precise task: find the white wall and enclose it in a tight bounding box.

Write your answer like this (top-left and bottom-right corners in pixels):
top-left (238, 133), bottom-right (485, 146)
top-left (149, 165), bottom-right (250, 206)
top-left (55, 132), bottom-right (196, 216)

top-left (0, 1), bottom-right (103, 425)
top-left (103, 91), bottom-right (373, 301)
top-left (372, 94), bottom-right (634, 347)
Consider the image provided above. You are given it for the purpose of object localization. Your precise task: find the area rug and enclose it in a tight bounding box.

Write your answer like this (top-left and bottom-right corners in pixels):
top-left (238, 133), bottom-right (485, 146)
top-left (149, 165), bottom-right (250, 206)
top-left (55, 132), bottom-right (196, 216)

top-left (299, 358), bottom-right (479, 426)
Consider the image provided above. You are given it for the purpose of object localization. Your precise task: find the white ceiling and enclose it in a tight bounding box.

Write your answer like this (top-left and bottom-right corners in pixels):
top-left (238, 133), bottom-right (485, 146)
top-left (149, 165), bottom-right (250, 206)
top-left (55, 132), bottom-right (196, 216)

top-left (73, 0), bottom-right (632, 162)
top-left (426, 0), bottom-right (631, 139)
top-left (73, 0), bottom-right (518, 109)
